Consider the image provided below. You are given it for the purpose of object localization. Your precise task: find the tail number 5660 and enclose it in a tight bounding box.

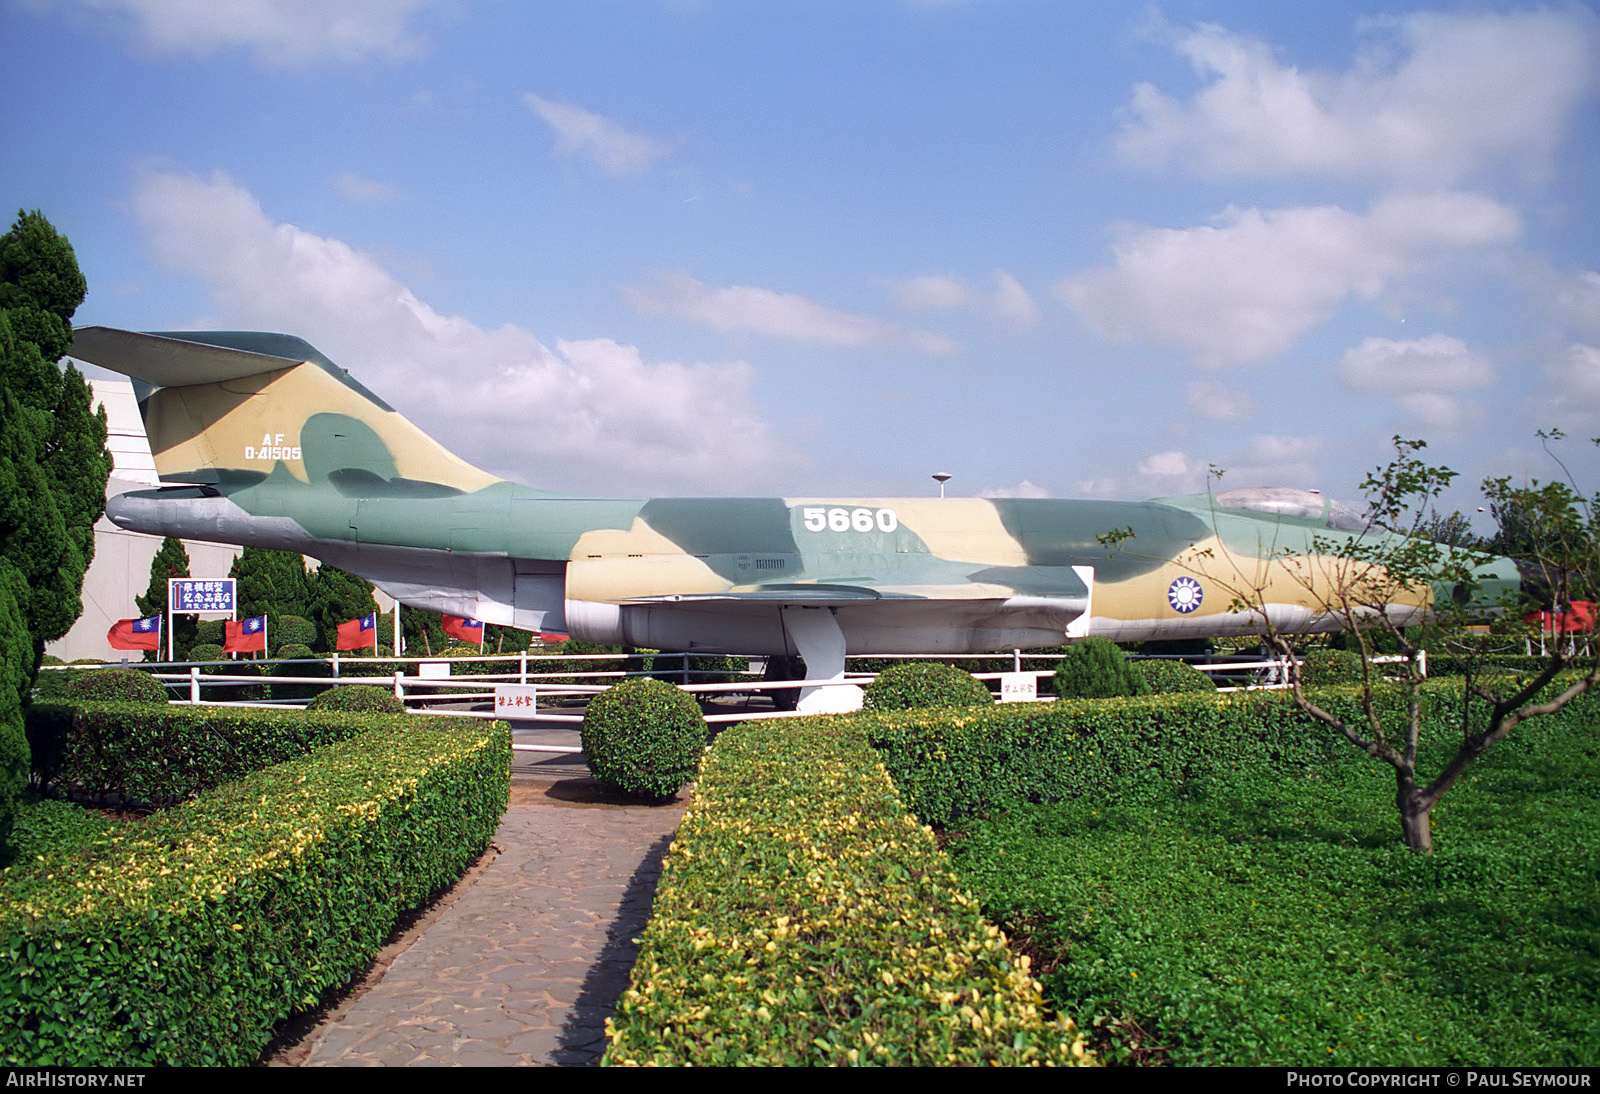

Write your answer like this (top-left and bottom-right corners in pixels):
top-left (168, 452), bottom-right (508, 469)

top-left (801, 507), bottom-right (898, 533)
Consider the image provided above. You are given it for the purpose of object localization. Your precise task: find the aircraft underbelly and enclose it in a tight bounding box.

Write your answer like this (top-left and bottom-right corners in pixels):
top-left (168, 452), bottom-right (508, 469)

top-left (565, 596), bottom-right (1087, 655)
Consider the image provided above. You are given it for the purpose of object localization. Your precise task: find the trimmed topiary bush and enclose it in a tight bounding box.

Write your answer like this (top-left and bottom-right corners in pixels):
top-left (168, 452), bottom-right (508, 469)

top-left (1053, 637), bottom-right (1143, 699)
top-left (1299, 648), bottom-right (1364, 687)
top-left (272, 642), bottom-right (318, 663)
top-left (582, 677), bottom-right (706, 802)
top-left (863, 662), bottom-right (993, 711)
top-left (187, 643), bottom-right (225, 663)
top-left (306, 685), bottom-right (405, 714)
top-left (1131, 658), bottom-right (1217, 694)
top-left (63, 668), bottom-right (168, 705)
top-left (274, 614), bottom-right (317, 649)
top-left (269, 644), bottom-right (328, 700)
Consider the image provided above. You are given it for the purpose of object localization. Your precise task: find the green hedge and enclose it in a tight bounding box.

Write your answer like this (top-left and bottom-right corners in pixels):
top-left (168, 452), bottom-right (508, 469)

top-left (863, 688), bottom-right (1379, 825)
top-left (26, 703), bottom-right (394, 805)
top-left (603, 718), bottom-right (1091, 1066)
top-left (864, 679), bottom-right (1595, 827)
top-left (0, 716), bottom-right (509, 1066)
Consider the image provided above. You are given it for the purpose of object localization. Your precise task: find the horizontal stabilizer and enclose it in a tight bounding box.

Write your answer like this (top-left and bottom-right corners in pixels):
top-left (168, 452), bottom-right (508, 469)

top-left (69, 327), bottom-right (310, 388)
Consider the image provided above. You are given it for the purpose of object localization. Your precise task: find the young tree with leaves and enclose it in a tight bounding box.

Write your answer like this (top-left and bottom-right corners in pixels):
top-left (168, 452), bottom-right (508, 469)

top-left (1105, 435), bottom-right (1598, 853)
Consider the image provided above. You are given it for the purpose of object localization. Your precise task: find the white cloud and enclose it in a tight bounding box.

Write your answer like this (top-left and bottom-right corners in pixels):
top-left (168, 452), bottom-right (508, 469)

top-left (333, 172), bottom-right (404, 204)
top-left (1226, 434), bottom-right (1323, 488)
top-left (130, 169), bottom-right (785, 493)
top-left (1133, 450), bottom-right (1210, 496)
top-left (890, 274), bottom-right (971, 312)
top-left (73, 0), bottom-right (434, 66)
top-left (1087, 434), bottom-right (1324, 501)
top-left (1118, 10), bottom-right (1598, 186)
top-left (978, 480), bottom-right (1048, 499)
top-left (986, 272), bottom-right (1043, 331)
top-left (1186, 380), bottom-right (1255, 420)
top-left (1528, 267), bottom-right (1600, 345)
top-left (1338, 333), bottom-right (1493, 393)
top-left (1055, 192), bottom-right (1520, 367)
top-left (887, 270), bottom-right (1041, 333)
top-left (626, 270), bottom-right (958, 355)
top-left (1337, 334), bottom-right (1493, 430)
top-left (1528, 343), bottom-right (1600, 430)
top-left (524, 95), bottom-right (671, 177)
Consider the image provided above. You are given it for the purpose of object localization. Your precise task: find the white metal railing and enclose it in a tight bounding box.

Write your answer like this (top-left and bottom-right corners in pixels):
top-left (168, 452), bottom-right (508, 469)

top-left (46, 647), bottom-right (1428, 743)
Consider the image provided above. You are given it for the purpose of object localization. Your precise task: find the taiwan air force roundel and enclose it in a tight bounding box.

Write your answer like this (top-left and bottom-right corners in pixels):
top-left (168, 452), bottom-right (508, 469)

top-left (1167, 576), bottom-right (1203, 614)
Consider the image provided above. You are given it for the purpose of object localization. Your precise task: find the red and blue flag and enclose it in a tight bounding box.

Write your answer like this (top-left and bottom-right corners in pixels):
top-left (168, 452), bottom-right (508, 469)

top-left (107, 615), bottom-right (161, 651)
top-left (336, 612), bottom-right (379, 651)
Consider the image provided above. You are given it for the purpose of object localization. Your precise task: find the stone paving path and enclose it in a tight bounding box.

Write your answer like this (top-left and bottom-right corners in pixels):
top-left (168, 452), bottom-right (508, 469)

top-left (287, 772), bottom-right (686, 1067)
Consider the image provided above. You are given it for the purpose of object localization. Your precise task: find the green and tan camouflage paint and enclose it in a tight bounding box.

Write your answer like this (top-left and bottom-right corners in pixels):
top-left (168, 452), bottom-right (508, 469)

top-left (72, 327), bottom-right (1517, 654)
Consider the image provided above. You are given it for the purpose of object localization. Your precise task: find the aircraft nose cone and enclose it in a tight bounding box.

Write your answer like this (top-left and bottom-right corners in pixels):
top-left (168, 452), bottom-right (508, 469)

top-left (105, 491), bottom-right (163, 536)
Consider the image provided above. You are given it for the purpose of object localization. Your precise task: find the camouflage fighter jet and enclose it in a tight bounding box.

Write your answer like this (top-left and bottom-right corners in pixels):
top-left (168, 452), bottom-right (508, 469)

top-left (69, 327), bottom-right (1518, 712)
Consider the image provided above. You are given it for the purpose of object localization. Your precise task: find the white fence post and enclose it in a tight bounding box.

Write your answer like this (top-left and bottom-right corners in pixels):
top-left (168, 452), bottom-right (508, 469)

top-left (190, 665), bottom-right (200, 703)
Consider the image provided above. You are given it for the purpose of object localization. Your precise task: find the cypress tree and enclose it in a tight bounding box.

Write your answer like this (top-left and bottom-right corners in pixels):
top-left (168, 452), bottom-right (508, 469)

top-left (0, 210), bottom-right (108, 854)
top-left (307, 565), bottom-right (380, 651)
top-left (229, 546), bottom-right (310, 621)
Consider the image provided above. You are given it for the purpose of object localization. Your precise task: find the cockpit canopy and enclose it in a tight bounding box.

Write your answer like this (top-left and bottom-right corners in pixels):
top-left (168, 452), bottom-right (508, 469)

top-left (1160, 486), bottom-right (1370, 533)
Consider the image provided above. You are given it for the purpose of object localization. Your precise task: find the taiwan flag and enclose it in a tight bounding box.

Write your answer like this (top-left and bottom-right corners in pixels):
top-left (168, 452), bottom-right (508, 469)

top-left (107, 616), bottom-right (161, 651)
top-left (443, 614), bottom-right (485, 644)
top-left (336, 612), bottom-right (378, 651)
top-left (224, 615), bottom-right (268, 654)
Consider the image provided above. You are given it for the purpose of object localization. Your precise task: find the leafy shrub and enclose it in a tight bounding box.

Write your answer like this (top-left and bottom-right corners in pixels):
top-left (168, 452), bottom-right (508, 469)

top-left (269, 644), bottom-right (328, 700)
top-left (1299, 648), bottom-right (1364, 686)
top-left (604, 718), bottom-right (1091, 1066)
top-left (1053, 638), bottom-right (1142, 699)
top-left (1131, 659), bottom-right (1216, 694)
top-left (863, 662), bottom-right (993, 711)
top-left (29, 668), bottom-right (80, 703)
top-left (1, 717), bottom-right (510, 1065)
top-left (272, 642), bottom-right (317, 663)
top-left (439, 644), bottom-right (481, 658)
top-left (62, 668), bottom-right (167, 705)
top-left (582, 678), bottom-right (706, 801)
top-left (5, 795), bottom-right (113, 863)
top-left (306, 684), bottom-right (405, 714)
top-left (274, 614), bottom-right (316, 649)
top-left (26, 702), bottom-right (384, 804)
top-left (187, 643), bottom-right (225, 663)
top-left (193, 619), bottom-right (223, 647)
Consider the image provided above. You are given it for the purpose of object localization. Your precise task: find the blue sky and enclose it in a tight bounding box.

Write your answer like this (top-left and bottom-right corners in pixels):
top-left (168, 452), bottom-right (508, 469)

top-left (4, 1), bottom-right (1598, 526)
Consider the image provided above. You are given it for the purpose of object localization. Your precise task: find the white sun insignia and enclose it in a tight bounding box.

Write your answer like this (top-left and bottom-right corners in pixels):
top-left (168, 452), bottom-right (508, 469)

top-left (1167, 576), bottom-right (1203, 614)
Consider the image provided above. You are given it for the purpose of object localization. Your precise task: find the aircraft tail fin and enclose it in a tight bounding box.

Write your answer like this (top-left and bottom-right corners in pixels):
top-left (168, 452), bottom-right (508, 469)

top-left (69, 327), bottom-right (501, 494)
